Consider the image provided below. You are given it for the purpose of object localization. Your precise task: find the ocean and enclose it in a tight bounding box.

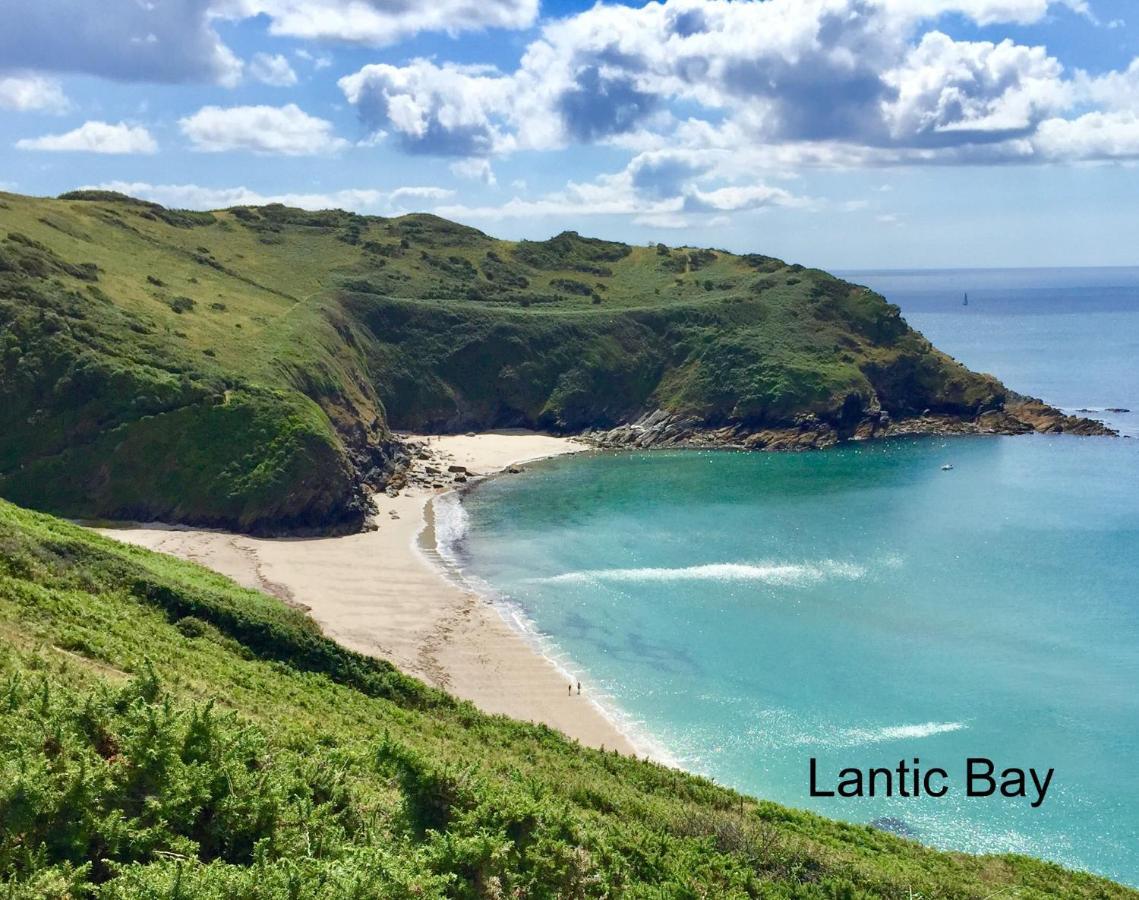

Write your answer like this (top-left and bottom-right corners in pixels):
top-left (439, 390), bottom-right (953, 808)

top-left (440, 267), bottom-right (1139, 885)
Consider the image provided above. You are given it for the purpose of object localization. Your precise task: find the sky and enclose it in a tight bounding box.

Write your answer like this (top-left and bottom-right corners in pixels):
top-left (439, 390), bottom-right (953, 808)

top-left (1, 0), bottom-right (1137, 269)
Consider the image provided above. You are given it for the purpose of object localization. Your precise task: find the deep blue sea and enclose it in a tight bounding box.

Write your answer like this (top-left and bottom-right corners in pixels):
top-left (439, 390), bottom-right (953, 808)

top-left (444, 268), bottom-right (1139, 885)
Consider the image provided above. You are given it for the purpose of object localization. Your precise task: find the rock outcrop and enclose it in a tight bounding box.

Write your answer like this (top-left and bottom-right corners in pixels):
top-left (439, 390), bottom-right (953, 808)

top-left (584, 400), bottom-right (1115, 452)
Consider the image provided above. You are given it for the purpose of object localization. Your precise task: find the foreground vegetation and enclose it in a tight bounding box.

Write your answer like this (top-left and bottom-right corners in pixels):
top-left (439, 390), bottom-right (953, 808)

top-left (1, 190), bottom-right (1010, 531)
top-left (0, 498), bottom-right (1131, 898)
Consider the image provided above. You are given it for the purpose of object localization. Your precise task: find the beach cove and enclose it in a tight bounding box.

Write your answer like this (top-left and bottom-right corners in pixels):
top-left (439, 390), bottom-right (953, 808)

top-left (96, 431), bottom-right (635, 757)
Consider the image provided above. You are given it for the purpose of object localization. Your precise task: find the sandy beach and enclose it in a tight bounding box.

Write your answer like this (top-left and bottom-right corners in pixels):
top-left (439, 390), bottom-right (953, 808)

top-left (95, 431), bottom-right (635, 755)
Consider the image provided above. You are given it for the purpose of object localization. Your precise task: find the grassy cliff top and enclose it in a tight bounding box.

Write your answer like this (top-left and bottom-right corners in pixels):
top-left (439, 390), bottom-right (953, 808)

top-left (1, 497), bottom-right (1132, 898)
top-left (0, 191), bottom-right (1039, 531)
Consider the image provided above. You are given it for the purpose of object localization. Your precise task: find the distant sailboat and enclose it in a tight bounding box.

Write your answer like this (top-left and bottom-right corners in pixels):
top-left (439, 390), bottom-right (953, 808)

top-left (963, 291), bottom-right (969, 307)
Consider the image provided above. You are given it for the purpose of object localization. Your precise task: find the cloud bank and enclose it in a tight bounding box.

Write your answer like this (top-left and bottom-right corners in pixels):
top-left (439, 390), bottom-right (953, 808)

top-left (0, 0), bottom-right (538, 86)
top-left (85, 180), bottom-right (454, 213)
top-left (336, 0), bottom-right (1139, 166)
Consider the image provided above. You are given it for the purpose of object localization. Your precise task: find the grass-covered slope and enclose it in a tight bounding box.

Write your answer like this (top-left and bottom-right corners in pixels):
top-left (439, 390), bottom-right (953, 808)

top-left (0, 190), bottom-right (1058, 531)
top-left (0, 194), bottom-right (389, 533)
top-left (1, 497), bottom-right (1132, 898)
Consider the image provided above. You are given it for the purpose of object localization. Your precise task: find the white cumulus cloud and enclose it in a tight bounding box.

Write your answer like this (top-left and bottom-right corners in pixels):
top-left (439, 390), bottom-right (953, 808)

top-left (339, 60), bottom-right (513, 156)
top-left (1031, 111), bottom-right (1139, 160)
top-left (16, 121), bottom-right (157, 154)
top-left (179, 104), bottom-right (347, 155)
top-left (882, 32), bottom-right (1070, 142)
top-left (0, 75), bottom-right (69, 113)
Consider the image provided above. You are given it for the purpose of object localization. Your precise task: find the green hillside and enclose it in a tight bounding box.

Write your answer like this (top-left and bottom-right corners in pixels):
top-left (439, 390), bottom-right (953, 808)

top-left (1, 497), bottom-right (1132, 898)
top-left (0, 189), bottom-right (1043, 533)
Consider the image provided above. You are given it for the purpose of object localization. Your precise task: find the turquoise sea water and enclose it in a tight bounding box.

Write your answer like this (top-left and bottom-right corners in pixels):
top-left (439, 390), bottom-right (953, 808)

top-left (445, 268), bottom-right (1139, 884)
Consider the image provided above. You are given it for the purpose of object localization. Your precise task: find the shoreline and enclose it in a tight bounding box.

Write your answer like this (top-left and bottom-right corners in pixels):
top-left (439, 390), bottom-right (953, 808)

top-left (580, 401), bottom-right (1116, 453)
top-left (94, 431), bottom-right (640, 757)
top-left (418, 482), bottom-right (680, 767)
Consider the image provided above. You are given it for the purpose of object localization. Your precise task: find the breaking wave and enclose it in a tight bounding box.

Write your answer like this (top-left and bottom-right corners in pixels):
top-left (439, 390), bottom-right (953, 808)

top-left (432, 490), bottom-right (470, 569)
top-left (534, 560), bottom-right (869, 587)
top-left (785, 720), bottom-right (968, 749)
top-left (839, 721), bottom-right (967, 746)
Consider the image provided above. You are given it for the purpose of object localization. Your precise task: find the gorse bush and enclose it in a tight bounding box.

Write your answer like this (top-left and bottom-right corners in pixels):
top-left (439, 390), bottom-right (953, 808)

top-left (0, 670), bottom-right (670, 897)
top-left (0, 669), bottom-right (449, 897)
top-left (0, 667), bottom-right (799, 898)
top-left (1, 667), bottom-right (286, 876)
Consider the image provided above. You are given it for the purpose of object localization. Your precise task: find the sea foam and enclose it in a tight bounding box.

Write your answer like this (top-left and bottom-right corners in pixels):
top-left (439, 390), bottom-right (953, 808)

top-left (785, 720), bottom-right (968, 749)
top-left (535, 560), bottom-right (868, 587)
top-left (432, 491), bottom-right (470, 568)
top-left (839, 721), bottom-right (967, 746)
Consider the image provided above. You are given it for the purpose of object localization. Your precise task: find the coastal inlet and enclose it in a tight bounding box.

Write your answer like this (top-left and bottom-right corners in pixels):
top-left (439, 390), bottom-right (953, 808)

top-left (452, 436), bottom-right (1139, 886)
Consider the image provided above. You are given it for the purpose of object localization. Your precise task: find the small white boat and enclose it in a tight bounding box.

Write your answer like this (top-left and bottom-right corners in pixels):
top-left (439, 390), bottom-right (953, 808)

top-left (941, 464), bottom-right (954, 471)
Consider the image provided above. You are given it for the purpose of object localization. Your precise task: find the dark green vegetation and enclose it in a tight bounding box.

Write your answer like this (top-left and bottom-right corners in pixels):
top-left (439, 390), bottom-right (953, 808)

top-left (1, 498), bottom-right (1132, 898)
top-left (1, 190), bottom-right (1015, 532)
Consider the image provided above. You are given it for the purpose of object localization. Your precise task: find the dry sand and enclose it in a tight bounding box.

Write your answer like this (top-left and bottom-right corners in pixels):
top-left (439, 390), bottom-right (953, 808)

top-left (95, 431), bottom-right (635, 755)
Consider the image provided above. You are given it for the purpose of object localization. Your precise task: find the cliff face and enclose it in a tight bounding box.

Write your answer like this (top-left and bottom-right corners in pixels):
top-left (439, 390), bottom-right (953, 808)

top-left (0, 191), bottom-right (1111, 532)
top-left (351, 295), bottom-right (993, 430)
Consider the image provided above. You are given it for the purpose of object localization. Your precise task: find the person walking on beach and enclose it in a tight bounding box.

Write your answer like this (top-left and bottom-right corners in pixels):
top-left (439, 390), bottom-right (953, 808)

top-left (577, 681), bottom-right (581, 695)
top-left (568, 683), bottom-right (572, 696)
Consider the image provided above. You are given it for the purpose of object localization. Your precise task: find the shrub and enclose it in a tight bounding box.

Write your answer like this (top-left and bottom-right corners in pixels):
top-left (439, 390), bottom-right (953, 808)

top-left (551, 278), bottom-right (592, 296)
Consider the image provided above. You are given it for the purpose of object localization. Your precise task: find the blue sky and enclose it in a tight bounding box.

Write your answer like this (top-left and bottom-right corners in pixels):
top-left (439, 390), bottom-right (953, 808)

top-left (1, 0), bottom-right (1137, 269)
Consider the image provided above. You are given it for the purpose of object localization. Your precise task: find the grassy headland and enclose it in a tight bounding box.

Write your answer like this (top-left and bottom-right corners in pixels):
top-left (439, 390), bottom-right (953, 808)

top-left (0, 497), bottom-right (1132, 898)
top-left (0, 190), bottom-right (1101, 533)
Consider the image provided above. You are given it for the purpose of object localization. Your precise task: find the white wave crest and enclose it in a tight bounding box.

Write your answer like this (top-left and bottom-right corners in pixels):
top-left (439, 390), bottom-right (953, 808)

top-left (432, 491), bottom-right (470, 568)
top-left (535, 560), bottom-right (867, 587)
top-left (840, 721), bottom-right (967, 746)
top-left (786, 720), bottom-right (967, 749)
